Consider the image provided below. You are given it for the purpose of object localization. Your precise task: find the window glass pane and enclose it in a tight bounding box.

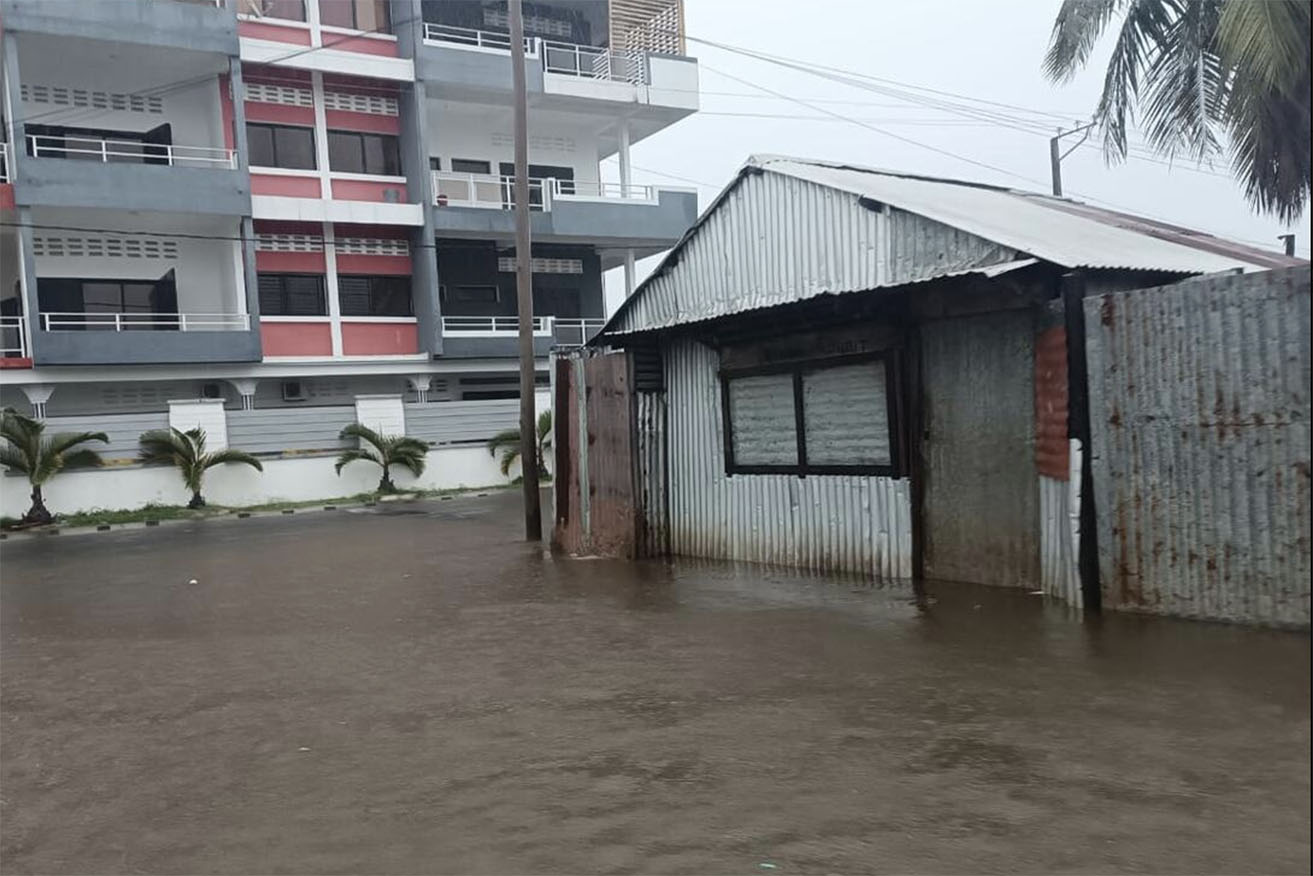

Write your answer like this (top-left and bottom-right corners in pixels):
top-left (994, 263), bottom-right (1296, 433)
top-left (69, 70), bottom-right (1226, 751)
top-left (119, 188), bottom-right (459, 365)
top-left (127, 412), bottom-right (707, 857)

top-left (258, 274), bottom-right (286, 315)
top-left (246, 124), bottom-right (276, 167)
top-left (372, 276), bottom-right (411, 315)
top-left (338, 276), bottom-right (370, 316)
top-left (727, 373), bottom-right (798, 466)
top-left (318, 0), bottom-right (354, 28)
top-left (361, 135), bottom-right (386, 175)
top-left (274, 126), bottom-right (316, 170)
top-left (284, 275), bottom-right (326, 315)
top-left (121, 284), bottom-right (155, 311)
top-left (82, 283), bottom-right (122, 311)
top-left (378, 136), bottom-right (400, 175)
top-left (454, 286), bottom-right (498, 303)
top-left (451, 158), bottom-right (491, 175)
top-left (802, 361), bottom-right (891, 466)
top-left (328, 131), bottom-right (363, 174)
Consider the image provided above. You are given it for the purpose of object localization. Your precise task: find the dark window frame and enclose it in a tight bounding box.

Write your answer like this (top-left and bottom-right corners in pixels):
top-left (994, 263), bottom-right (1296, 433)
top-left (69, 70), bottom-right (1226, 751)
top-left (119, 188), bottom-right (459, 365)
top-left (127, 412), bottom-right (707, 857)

top-left (257, 273), bottom-right (327, 316)
top-left (450, 157), bottom-right (492, 175)
top-left (327, 129), bottom-right (401, 176)
top-left (719, 351), bottom-right (902, 478)
top-left (246, 122), bottom-right (317, 171)
top-left (35, 274), bottom-right (178, 331)
top-left (338, 274), bottom-right (413, 317)
top-left (317, 0), bottom-right (390, 32)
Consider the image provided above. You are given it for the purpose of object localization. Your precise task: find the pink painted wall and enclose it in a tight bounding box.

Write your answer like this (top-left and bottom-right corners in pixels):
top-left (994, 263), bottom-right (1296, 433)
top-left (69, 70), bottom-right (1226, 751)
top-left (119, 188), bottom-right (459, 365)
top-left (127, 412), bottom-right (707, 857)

top-left (256, 251), bottom-right (327, 272)
top-left (238, 19), bottom-right (312, 45)
top-left (336, 254), bottom-right (412, 275)
top-left (331, 178), bottom-right (407, 202)
top-left (342, 322), bottom-right (419, 356)
top-left (325, 35), bottom-right (399, 57)
top-left (261, 321), bottom-right (333, 357)
top-left (0, 185), bottom-right (14, 210)
top-left (324, 109), bottom-right (401, 135)
top-left (246, 102), bottom-right (316, 127)
top-left (252, 173), bottom-right (322, 197)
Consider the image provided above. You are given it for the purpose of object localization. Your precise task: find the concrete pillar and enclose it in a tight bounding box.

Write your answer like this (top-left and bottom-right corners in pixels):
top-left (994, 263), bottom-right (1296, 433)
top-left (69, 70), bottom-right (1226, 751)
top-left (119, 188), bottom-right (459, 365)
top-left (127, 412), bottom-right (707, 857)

top-left (168, 398), bottom-right (228, 449)
top-left (14, 207), bottom-right (39, 361)
top-left (617, 121), bottom-right (632, 190)
top-left (355, 394), bottom-right (406, 436)
top-left (228, 378), bottom-right (259, 411)
top-left (19, 384), bottom-right (54, 420)
top-left (323, 221), bottom-right (344, 357)
top-left (406, 374), bottom-right (432, 404)
top-left (623, 249), bottom-right (636, 298)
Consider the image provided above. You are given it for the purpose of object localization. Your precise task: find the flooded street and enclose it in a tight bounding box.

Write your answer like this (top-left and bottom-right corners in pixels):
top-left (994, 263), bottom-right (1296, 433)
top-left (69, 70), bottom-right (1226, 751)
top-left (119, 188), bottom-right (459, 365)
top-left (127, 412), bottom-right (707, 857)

top-left (1, 492), bottom-right (1308, 874)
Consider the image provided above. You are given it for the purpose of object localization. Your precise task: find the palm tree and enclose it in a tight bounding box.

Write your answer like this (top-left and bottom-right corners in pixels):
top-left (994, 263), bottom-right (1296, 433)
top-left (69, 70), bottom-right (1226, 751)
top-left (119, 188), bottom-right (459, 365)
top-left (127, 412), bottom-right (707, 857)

top-left (0, 408), bottom-right (108, 525)
top-left (1043, 0), bottom-right (1310, 222)
top-left (334, 423), bottom-right (428, 493)
top-left (486, 409), bottom-right (552, 479)
top-left (138, 427), bottom-right (263, 509)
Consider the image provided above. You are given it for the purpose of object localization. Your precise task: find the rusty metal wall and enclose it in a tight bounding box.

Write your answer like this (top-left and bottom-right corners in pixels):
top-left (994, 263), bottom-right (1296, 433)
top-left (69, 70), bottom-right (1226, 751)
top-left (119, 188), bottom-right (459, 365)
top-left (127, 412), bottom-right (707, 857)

top-left (552, 354), bottom-right (586, 555)
top-left (635, 390), bottom-right (668, 557)
top-left (584, 352), bottom-right (638, 558)
top-left (1034, 325), bottom-right (1070, 480)
top-left (664, 337), bottom-right (911, 579)
top-left (1085, 265), bottom-right (1311, 626)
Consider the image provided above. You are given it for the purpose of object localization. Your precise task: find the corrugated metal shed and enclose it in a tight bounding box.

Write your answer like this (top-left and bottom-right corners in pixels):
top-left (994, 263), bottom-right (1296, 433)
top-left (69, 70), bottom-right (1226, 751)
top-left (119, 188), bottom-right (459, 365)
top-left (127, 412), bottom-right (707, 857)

top-left (603, 155), bottom-right (1301, 338)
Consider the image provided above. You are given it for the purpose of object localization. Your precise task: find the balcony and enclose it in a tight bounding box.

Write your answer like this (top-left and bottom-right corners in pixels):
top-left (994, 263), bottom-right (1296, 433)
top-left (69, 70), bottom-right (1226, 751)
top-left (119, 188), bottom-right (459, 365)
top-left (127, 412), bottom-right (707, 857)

top-left (260, 316), bottom-right (422, 359)
top-left (16, 134), bottom-right (249, 215)
top-left (431, 172), bottom-right (697, 249)
top-left (0, 0), bottom-right (238, 55)
top-left (439, 316), bottom-right (603, 358)
top-left (1, 317), bottom-right (31, 367)
top-left (31, 311), bottom-right (261, 365)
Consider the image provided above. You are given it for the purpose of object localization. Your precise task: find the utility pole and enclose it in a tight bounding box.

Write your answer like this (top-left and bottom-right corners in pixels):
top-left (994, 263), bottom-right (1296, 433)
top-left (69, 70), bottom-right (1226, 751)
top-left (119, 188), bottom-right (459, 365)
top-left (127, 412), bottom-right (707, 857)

top-left (1279, 234), bottom-right (1296, 256)
top-left (1049, 122), bottom-right (1095, 197)
top-left (509, 0), bottom-right (541, 541)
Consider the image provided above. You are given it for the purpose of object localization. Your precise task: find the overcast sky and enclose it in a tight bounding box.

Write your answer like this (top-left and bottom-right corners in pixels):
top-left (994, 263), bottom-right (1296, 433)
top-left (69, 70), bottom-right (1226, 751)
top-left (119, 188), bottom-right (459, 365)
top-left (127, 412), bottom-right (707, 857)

top-left (602, 0), bottom-right (1309, 310)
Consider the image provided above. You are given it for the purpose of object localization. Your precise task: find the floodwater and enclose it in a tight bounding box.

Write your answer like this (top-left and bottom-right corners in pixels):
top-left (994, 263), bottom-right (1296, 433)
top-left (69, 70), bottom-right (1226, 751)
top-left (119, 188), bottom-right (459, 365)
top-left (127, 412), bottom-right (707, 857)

top-left (0, 492), bottom-right (1308, 874)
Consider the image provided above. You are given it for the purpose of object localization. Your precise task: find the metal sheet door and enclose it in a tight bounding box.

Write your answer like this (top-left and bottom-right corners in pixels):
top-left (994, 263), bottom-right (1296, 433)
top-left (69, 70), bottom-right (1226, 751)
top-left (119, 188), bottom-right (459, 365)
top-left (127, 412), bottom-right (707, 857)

top-left (922, 309), bottom-right (1039, 587)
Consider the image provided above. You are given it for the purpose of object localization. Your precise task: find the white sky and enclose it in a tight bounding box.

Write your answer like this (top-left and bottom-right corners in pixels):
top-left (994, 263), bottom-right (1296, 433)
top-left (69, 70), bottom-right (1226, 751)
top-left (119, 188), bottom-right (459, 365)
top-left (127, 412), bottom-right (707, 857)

top-left (602, 0), bottom-right (1309, 311)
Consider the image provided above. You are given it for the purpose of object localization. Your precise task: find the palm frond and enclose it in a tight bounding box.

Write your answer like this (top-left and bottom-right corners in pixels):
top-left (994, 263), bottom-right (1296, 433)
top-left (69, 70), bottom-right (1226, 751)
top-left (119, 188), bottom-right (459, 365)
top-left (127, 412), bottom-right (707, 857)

top-left (1137, 0), bottom-right (1226, 162)
top-left (339, 422), bottom-right (386, 452)
top-left (498, 446), bottom-right (518, 477)
top-left (1217, 0), bottom-right (1311, 90)
top-left (1093, 0), bottom-right (1177, 160)
top-left (58, 447), bottom-right (105, 471)
top-left (335, 447), bottom-right (382, 475)
top-left (184, 427), bottom-right (208, 455)
top-left (45, 430), bottom-right (110, 458)
top-left (1043, 0), bottom-right (1127, 82)
top-left (389, 436), bottom-right (430, 457)
top-left (0, 445), bottom-right (31, 476)
top-left (203, 449), bottom-right (264, 471)
top-left (390, 447), bottom-right (427, 478)
top-left (486, 428), bottom-right (521, 457)
top-left (536, 410), bottom-right (552, 445)
top-left (138, 428), bottom-right (193, 465)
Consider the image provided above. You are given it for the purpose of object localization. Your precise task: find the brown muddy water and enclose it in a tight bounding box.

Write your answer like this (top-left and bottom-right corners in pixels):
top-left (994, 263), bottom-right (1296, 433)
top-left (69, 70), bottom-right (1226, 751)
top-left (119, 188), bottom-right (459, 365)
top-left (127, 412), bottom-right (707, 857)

top-left (0, 491), bottom-right (1308, 874)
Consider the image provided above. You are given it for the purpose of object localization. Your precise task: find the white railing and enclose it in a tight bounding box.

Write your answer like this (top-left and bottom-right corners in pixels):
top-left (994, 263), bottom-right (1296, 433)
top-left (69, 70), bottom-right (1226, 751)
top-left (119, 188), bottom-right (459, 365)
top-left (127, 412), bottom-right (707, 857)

top-left (553, 318), bottom-right (605, 347)
top-left (1, 316), bottom-right (27, 359)
top-left (422, 23), bottom-right (534, 54)
top-left (442, 316), bottom-right (552, 336)
top-left (551, 179), bottom-right (656, 201)
top-left (542, 41), bottom-right (647, 85)
top-left (433, 171), bottom-right (659, 211)
top-left (26, 135), bottom-right (237, 169)
top-left (41, 312), bottom-right (251, 332)
top-left (0, 141), bottom-right (10, 183)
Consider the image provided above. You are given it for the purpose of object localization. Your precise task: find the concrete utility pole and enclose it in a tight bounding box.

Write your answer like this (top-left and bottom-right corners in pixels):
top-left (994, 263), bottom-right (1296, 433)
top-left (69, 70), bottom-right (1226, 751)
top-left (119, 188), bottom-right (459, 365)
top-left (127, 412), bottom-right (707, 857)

top-left (1049, 122), bottom-right (1095, 197)
top-left (509, 0), bottom-right (541, 541)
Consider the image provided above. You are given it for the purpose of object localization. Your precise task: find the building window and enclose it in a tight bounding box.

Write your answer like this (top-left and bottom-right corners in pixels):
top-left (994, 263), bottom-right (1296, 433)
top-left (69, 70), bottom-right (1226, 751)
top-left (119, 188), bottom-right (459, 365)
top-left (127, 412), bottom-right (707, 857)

top-left (450, 158), bottom-right (491, 175)
top-left (338, 276), bottom-right (412, 316)
top-left (258, 273), bottom-right (326, 315)
top-left (318, 0), bottom-right (390, 31)
top-left (327, 130), bottom-right (400, 176)
top-left (240, 0), bottom-right (306, 22)
top-left (441, 285), bottom-right (500, 305)
top-left (247, 123), bottom-right (316, 170)
top-left (36, 274), bottom-right (178, 330)
top-left (721, 354), bottom-right (898, 477)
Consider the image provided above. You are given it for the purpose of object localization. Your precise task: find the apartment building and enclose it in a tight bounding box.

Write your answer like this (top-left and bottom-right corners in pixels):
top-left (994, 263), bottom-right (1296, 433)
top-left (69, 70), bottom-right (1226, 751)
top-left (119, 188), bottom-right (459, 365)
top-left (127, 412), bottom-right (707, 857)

top-left (0, 0), bottom-right (698, 420)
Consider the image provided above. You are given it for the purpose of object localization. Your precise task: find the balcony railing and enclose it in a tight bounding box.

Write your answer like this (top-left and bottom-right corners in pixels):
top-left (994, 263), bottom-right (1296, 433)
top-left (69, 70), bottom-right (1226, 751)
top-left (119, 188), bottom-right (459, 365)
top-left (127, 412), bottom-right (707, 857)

top-left (1, 316), bottom-right (27, 359)
top-left (26, 135), bottom-right (237, 169)
top-left (422, 23), bottom-right (535, 55)
top-left (432, 171), bottom-right (658, 211)
top-left (542, 41), bottom-right (647, 85)
top-left (41, 312), bottom-right (251, 332)
top-left (441, 316), bottom-right (604, 345)
top-left (0, 142), bottom-right (11, 183)
top-left (552, 318), bottom-right (605, 347)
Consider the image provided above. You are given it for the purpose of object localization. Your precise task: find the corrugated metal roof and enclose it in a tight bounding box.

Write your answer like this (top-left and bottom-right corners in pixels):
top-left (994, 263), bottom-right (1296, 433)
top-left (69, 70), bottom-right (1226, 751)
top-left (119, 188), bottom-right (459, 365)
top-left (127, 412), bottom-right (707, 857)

top-left (600, 155), bottom-right (1303, 338)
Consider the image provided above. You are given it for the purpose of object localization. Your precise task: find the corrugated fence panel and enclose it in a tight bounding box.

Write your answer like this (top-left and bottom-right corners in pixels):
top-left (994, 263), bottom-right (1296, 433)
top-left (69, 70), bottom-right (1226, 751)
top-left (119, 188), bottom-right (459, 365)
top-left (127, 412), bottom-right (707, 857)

top-left (665, 337), bottom-right (911, 579)
top-left (403, 399), bottom-right (519, 445)
top-left (584, 352), bottom-right (637, 558)
top-left (1085, 265), bottom-right (1311, 627)
top-left (44, 411), bottom-right (170, 460)
top-left (227, 405), bottom-right (354, 454)
top-left (636, 390), bottom-right (667, 557)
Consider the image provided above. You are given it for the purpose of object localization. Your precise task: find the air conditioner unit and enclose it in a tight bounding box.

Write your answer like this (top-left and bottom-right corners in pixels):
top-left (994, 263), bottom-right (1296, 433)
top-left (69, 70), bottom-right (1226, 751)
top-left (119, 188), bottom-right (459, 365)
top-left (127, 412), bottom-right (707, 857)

top-left (281, 380), bottom-right (307, 402)
top-left (201, 382), bottom-right (223, 400)
top-left (382, 188), bottom-right (401, 203)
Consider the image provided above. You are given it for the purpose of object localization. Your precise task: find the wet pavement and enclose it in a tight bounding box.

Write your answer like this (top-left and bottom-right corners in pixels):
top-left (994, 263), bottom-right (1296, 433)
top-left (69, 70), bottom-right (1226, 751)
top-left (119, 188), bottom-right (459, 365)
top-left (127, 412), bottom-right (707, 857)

top-left (0, 491), bottom-right (1308, 874)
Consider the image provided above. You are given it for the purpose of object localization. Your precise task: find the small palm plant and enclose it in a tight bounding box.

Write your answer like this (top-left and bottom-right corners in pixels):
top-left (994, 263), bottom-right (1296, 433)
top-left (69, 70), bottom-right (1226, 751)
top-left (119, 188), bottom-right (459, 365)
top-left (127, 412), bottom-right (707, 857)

top-left (138, 427), bottom-right (263, 509)
top-left (335, 423), bottom-right (428, 493)
top-left (0, 408), bottom-right (108, 525)
top-left (487, 409), bottom-right (552, 480)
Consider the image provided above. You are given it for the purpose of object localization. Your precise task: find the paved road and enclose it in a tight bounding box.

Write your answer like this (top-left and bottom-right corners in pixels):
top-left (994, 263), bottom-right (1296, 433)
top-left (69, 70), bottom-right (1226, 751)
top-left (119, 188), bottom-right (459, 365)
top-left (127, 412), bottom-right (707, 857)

top-left (1, 492), bottom-right (1309, 874)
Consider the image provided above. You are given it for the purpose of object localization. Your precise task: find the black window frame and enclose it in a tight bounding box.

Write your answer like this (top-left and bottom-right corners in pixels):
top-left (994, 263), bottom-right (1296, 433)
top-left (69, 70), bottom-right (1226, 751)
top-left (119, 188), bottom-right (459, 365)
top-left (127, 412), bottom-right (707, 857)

top-left (450, 157), bottom-right (491, 175)
top-left (35, 274), bottom-right (179, 331)
top-left (719, 351), bottom-right (901, 478)
top-left (257, 273), bottom-right (327, 316)
top-left (317, 0), bottom-right (390, 32)
top-left (246, 122), bottom-right (317, 171)
top-left (327, 129), bottom-right (401, 176)
top-left (338, 275), bottom-right (413, 317)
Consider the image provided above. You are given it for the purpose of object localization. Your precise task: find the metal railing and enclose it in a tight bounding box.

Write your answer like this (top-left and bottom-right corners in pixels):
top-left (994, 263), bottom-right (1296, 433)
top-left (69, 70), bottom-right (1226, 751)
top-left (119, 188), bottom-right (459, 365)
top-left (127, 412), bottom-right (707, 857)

top-left (422, 23), bottom-right (534, 54)
top-left (542, 41), bottom-right (647, 85)
top-left (26, 135), bottom-right (237, 169)
top-left (0, 142), bottom-right (10, 183)
top-left (442, 316), bottom-right (552, 335)
top-left (1, 316), bottom-right (27, 359)
top-left (552, 318), bottom-right (605, 347)
top-left (432, 171), bottom-right (657, 211)
top-left (41, 312), bottom-right (251, 331)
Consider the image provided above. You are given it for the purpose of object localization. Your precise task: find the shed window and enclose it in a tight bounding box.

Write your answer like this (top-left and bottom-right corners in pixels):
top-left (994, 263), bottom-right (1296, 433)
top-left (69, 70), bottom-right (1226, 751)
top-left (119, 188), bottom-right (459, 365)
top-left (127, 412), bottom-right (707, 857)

top-left (721, 354), bottom-right (898, 477)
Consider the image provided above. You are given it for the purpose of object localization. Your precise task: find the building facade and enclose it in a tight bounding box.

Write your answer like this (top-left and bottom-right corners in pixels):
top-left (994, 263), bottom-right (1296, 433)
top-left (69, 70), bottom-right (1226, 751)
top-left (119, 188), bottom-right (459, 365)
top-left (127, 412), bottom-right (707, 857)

top-left (0, 0), bottom-right (698, 419)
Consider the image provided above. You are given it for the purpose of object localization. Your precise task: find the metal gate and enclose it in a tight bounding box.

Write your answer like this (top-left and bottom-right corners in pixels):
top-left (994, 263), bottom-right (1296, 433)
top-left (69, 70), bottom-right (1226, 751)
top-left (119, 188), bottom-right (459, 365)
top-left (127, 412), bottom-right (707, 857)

top-left (1085, 266), bottom-right (1310, 626)
top-left (922, 309), bottom-right (1040, 587)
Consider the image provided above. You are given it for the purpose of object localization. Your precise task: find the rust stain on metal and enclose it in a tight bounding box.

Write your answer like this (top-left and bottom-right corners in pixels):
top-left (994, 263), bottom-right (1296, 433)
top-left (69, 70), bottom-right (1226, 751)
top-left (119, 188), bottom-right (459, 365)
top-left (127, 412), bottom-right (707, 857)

top-left (1034, 326), bottom-right (1069, 480)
